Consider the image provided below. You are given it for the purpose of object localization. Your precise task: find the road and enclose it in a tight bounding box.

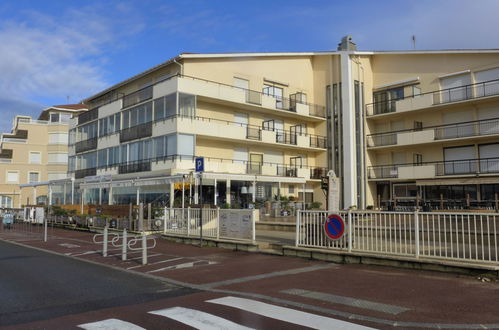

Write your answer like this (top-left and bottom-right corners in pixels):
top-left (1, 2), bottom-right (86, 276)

top-left (0, 225), bottom-right (498, 329)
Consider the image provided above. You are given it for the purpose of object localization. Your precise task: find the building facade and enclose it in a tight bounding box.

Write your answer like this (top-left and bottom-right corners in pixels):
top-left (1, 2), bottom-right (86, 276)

top-left (68, 38), bottom-right (499, 211)
top-left (0, 105), bottom-right (87, 208)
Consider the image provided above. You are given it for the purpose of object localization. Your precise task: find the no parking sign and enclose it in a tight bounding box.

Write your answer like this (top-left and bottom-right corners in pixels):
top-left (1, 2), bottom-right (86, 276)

top-left (324, 214), bottom-right (345, 240)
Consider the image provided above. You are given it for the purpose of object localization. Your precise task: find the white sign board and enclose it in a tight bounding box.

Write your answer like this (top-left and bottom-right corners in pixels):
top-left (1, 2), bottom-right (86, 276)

top-left (219, 210), bottom-right (253, 240)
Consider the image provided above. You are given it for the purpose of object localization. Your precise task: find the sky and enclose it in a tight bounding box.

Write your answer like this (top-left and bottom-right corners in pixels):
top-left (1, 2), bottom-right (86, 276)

top-left (0, 0), bottom-right (498, 132)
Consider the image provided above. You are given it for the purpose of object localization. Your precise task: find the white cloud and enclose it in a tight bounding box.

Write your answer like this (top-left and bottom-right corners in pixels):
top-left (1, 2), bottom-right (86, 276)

top-left (0, 4), bottom-right (144, 132)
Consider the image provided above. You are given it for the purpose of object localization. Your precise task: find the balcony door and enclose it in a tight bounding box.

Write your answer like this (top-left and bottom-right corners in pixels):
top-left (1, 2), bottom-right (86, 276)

top-left (439, 74), bottom-right (471, 103)
top-left (249, 153), bottom-right (263, 174)
top-left (443, 146), bottom-right (476, 175)
top-left (479, 143), bottom-right (499, 173)
top-left (274, 119), bottom-right (284, 143)
top-left (263, 84), bottom-right (283, 109)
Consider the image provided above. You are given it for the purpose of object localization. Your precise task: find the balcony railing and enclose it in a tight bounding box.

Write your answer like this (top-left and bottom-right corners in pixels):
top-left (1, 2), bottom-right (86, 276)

top-left (310, 135), bottom-right (327, 148)
top-left (122, 85), bottom-right (153, 109)
top-left (277, 132), bottom-right (297, 145)
top-left (368, 157), bottom-right (499, 179)
top-left (75, 137), bottom-right (98, 153)
top-left (366, 78), bottom-right (499, 116)
top-left (367, 117), bottom-right (499, 147)
top-left (118, 160), bottom-right (151, 174)
top-left (310, 167), bottom-right (327, 179)
top-left (75, 168), bottom-right (97, 179)
top-left (120, 122), bottom-right (153, 143)
top-left (78, 108), bottom-right (98, 125)
top-left (246, 126), bottom-right (261, 140)
top-left (247, 162), bottom-right (262, 175)
top-left (277, 166), bottom-right (297, 177)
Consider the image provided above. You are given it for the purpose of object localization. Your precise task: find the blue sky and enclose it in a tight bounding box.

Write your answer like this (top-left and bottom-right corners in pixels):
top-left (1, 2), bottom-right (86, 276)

top-left (0, 0), bottom-right (498, 131)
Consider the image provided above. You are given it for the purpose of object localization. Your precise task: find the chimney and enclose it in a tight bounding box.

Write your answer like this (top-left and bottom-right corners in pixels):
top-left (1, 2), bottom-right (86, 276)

top-left (337, 35), bottom-right (357, 51)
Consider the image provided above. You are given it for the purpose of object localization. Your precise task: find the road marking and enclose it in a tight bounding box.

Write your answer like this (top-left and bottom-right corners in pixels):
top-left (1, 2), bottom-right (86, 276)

top-left (207, 296), bottom-right (373, 330)
top-left (58, 243), bottom-right (81, 248)
top-left (127, 257), bottom-right (183, 270)
top-left (147, 260), bottom-right (217, 273)
top-left (281, 289), bottom-right (410, 315)
top-left (149, 306), bottom-right (254, 330)
top-left (68, 250), bottom-right (101, 257)
top-left (78, 318), bottom-right (146, 330)
top-left (201, 264), bottom-right (334, 289)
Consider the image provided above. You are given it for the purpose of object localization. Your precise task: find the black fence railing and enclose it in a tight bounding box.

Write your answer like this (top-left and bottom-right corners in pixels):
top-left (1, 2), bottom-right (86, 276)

top-left (366, 78), bottom-right (499, 116)
top-left (122, 86), bottom-right (153, 109)
top-left (120, 122), bottom-right (153, 143)
top-left (276, 132), bottom-right (297, 145)
top-left (75, 168), bottom-right (97, 179)
top-left (277, 166), bottom-right (297, 177)
top-left (118, 160), bottom-right (152, 174)
top-left (78, 108), bottom-right (99, 125)
top-left (367, 117), bottom-right (499, 147)
top-left (310, 136), bottom-right (327, 148)
top-left (368, 157), bottom-right (499, 179)
top-left (75, 137), bottom-right (98, 153)
top-left (310, 167), bottom-right (327, 179)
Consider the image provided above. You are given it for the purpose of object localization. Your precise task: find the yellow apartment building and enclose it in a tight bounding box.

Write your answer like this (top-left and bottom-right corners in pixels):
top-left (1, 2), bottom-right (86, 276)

top-left (66, 36), bottom-right (499, 211)
top-left (0, 105), bottom-right (87, 208)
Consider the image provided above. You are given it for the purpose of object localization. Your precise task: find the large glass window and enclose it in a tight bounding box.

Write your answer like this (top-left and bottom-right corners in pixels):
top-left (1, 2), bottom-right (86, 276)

top-left (179, 93), bottom-right (196, 117)
top-left (77, 121), bottom-right (97, 141)
top-left (178, 134), bottom-right (194, 156)
top-left (373, 87), bottom-right (404, 114)
top-left (166, 134), bottom-right (177, 156)
top-left (78, 151), bottom-right (97, 170)
top-left (29, 172), bottom-right (39, 183)
top-left (122, 101), bottom-right (153, 129)
top-left (0, 196), bottom-right (12, 208)
top-left (98, 149), bottom-right (107, 168)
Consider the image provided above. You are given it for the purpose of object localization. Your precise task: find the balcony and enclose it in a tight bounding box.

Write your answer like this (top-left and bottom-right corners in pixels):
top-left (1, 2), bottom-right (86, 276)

top-left (118, 160), bottom-right (151, 174)
top-left (310, 167), bottom-right (327, 179)
top-left (177, 75), bottom-right (326, 119)
top-left (367, 117), bottom-right (499, 148)
top-left (366, 78), bottom-right (499, 116)
top-left (75, 168), bottom-right (97, 179)
top-left (122, 86), bottom-right (153, 109)
top-left (368, 157), bottom-right (499, 180)
top-left (120, 122), bottom-right (153, 143)
top-left (75, 137), bottom-right (98, 153)
top-left (78, 107), bottom-right (98, 125)
top-left (246, 126), bottom-right (261, 140)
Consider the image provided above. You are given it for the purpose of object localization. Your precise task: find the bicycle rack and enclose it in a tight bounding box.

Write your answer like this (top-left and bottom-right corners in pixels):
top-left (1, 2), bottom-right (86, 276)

top-left (128, 235), bottom-right (157, 265)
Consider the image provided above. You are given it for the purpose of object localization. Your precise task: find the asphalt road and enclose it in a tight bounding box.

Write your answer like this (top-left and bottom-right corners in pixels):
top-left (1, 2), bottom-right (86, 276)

top-left (0, 241), bottom-right (195, 326)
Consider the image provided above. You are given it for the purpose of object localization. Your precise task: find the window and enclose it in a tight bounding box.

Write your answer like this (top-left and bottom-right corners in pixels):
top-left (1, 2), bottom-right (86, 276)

top-left (373, 87), bottom-right (404, 114)
top-left (7, 171), bottom-right (18, 183)
top-left (179, 93), bottom-right (196, 117)
top-left (122, 101), bottom-right (153, 128)
top-left (474, 68), bottom-right (499, 97)
top-left (263, 84), bottom-right (284, 108)
top-left (479, 143), bottom-right (499, 173)
top-left (439, 73), bottom-right (472, 103)
top-left (49, 132), bottom-right (68, 144)
top-left (29, 172), bottom-right (39, 183)
top-left (413, 153), bottom-right (423, 166)
top-left (234, 77), bottom-right (249, 90)
top-left (178, 134), bottom-right (194, 156)
top-left (289, 185), bottom-right (295, 194)
top-left (443, 146), bottom-right (475, 174)
top-left (0, 196), bottom-right (12, 208)
top-left (48, 153), bottom-right (68, 164)
top-left (98, 149), bottom-right (107, 168)
top-left (29, 152), bottom-right (41, 164)
top-left (50, 113), bottom-right (60, 122)
top-left (412, 86), bottom-right (421, 97)
top-left (393, 183), bottom-right (418, 199)
top-left (413, 121), bottom-right (423, 131)
top-left (60, 113), bottom-right (71, 123)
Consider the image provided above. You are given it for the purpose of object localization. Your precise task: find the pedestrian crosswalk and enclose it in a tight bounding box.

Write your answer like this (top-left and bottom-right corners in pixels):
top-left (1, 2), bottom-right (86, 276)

top-left (77, 295), bottom-right (373, 329)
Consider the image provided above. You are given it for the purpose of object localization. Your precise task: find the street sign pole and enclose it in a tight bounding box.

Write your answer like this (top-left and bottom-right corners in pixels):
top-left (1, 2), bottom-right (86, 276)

top-left (195, 157), bottom-right (205, 248)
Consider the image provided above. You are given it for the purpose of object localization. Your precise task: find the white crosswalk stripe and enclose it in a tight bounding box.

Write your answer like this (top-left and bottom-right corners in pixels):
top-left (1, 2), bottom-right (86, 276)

top-left (207, 296), bottom-right (374, 330)
top-left (149, 306), bottom-right (254, 330)
top-left (77, 318), bottom-right (146, 330)
top-left (77, 296), bottom-right (373, 329)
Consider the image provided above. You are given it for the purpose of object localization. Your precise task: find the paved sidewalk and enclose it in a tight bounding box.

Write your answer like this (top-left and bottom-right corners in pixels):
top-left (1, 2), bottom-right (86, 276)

top-left (1, 225), bottom-right (499, 328)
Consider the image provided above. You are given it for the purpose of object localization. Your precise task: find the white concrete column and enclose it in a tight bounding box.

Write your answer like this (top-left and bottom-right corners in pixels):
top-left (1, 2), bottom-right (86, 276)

top-left (108, 184), bottom-right (113, 205)
top-left (252, 180), bottom-right (256, 203)
top-left (226, 180), bottom-right (231, 206)
top-left (194, 176), bottom-right (199, 204)
top-left (99, 188), bottom-right (102, 205)
top-left (48, 185), bottom-right (53, 206)
top-left (169, 183), bottom-right (174, 208)
top-left (340, 52), bottom-right (357, 209)
top-left (214, 178), bottom-right (217, 206)
top-left (33, 187), bottom-right (37, 205)
top-left (136, 187), bottom-right (140, 205)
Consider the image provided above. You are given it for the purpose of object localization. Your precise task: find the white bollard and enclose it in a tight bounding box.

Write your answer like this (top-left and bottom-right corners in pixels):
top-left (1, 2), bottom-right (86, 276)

top-left (142, 235), bottom-right (147, 265)
top-left (44, 216), bottom-right (48, 242)
top-left (122, 228), bottom-right (127, 261)
top-left (103, 226), bottom-right (108, 257)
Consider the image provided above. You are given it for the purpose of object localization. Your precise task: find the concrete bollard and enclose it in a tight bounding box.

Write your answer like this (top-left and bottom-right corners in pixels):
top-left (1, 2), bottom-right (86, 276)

top-left (122, 228), bottom-right (127, 261)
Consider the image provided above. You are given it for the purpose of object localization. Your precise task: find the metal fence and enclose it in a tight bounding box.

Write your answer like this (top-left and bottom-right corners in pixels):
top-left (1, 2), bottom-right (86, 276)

top-left (297, 210), bottom-right (499, 264)
top-left (163, 207), bottom-right (256, 242)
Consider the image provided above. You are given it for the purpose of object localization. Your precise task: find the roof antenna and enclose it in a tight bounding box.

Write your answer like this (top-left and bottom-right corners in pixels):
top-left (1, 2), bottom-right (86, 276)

top-left (412, 35), bottom-right (416, 50)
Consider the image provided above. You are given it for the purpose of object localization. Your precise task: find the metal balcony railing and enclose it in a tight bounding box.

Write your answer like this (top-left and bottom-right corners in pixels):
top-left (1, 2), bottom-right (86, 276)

top-left (118, 160), bottom-right (152, 174)
top-left (276, 132), bottom-right (297, 145)
top-left (367, 117), bottom-right (499, 147)
top-left (78, 108), bottom-right (98, 125)
top-left (368, 157), bottom-right (499, 179)
top-left (310, 167), bottom-right (327, 179)
top-left (277, 166), bottom-right (297, 177)
top-left (120, 122), bottom-right (153, 143)
top-left (75, 137), bottom-right (98, 153)
top-left (122, 86), bottom-right (153, 109)
top-left (75, 168), bottom-right (97, 179)
top-left (310, 135), bottom-right (327, 148)
top-left (247, 162), bottom-right (262, 175)
top-left (366, 78), bottom-right (499, 116)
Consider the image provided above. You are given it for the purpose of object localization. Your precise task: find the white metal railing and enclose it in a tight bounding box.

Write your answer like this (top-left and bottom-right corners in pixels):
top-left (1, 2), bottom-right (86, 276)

top-left (163, 207), bottom-right (255, 242)
top-left (297, 210), bottom-right (499, 264)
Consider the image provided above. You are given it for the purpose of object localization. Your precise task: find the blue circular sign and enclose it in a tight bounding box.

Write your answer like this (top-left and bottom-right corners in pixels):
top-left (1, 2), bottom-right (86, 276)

top-left (324, 214), bottom-right (345, 240)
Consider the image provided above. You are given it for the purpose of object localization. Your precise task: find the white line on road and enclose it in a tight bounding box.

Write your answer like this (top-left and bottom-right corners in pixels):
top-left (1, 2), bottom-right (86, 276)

top-left (78, 318), bottom-right (146, 330)
top-left (149, 306), bottom-right (254, 330)
top-left (147, 260), bottom-right (217, 274)
top-left (127, 257), bottom-right (183, 270)
top-left (207, 296), bottom-right (374, 330)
